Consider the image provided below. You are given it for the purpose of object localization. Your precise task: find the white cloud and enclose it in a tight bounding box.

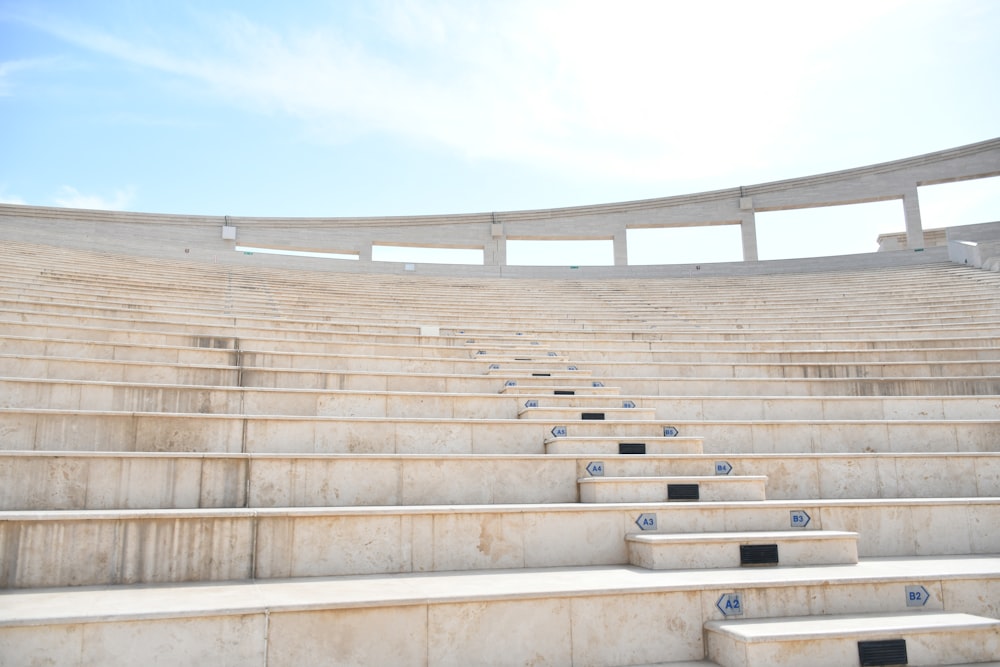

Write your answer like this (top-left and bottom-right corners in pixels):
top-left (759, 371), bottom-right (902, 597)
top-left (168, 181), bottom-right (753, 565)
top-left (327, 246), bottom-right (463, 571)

top-left (13, 0), bottom-right (964, 186)
top-left (53, 186), bottom-right (135, 211)
top-left (0, 57), bottom-right (60, 96)
top-left (0, 187), bottom-right (27, 205)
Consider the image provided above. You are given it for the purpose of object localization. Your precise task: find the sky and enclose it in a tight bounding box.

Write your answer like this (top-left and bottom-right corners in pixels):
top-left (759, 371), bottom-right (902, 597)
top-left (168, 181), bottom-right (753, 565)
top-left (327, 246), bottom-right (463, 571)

top-left (1, 0), bottom-right (998, 265)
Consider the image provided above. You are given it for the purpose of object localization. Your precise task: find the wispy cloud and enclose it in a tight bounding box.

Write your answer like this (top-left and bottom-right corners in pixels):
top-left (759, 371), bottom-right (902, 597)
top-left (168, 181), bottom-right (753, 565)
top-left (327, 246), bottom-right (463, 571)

top-left (53, 186), bottom-right (135, 211)
top-left (0, 57), bottom-right (62, 96)
top-left (0, 186), bottom-right (27, 205)
top-left (9, 0), bottom-right (933, 184)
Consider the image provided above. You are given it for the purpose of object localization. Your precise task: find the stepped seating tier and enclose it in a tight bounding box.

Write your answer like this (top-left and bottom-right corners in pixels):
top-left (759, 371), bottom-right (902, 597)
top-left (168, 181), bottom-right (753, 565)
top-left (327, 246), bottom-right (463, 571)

top-left (626, 530), bottom-right (860, 569)
top-left (1, 236), bottom-right (999, 665)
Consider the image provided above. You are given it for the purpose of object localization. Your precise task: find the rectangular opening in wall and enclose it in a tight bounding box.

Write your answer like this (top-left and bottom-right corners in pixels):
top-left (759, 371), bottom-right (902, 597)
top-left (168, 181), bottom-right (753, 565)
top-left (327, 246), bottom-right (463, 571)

top-left (372, 244), bottom-right (484, 265)
top-left (234, 245), bottom-right (359, 260)
top-left (626, 225), bottom-right (743, 265)
top-left (667, 483), bottom-right (700, 501)
top-left (506, 239), bottom-right (614, 266)
top-left (755, 200), bottom-right (905, 260)
top-left (918, 175), bottom-right (1000, 227)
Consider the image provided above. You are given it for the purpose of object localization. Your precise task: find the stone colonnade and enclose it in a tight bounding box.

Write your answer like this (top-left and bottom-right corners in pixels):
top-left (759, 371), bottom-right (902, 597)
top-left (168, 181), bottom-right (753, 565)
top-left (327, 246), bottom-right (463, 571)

top-left (0, 138), bottom-right (997, 270)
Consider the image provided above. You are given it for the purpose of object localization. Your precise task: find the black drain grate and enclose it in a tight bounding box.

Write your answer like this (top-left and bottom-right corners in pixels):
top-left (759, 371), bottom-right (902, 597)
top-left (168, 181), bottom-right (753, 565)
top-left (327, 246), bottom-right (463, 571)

top-left (618, 443), bottom-right (646, 455)
top-left (739, 544), bottom-right (779, 566)
top-left (667, 484), bottom-right (700, 501)
top-left (581, 412), bottom-right (605, 420)
top-left (858, 638), bottom-right (907, 666)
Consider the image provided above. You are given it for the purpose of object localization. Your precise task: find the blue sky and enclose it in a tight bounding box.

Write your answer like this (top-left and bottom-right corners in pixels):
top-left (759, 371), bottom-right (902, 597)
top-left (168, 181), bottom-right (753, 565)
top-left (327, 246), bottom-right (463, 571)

top-left (1, 0), bottom-right (998, 265)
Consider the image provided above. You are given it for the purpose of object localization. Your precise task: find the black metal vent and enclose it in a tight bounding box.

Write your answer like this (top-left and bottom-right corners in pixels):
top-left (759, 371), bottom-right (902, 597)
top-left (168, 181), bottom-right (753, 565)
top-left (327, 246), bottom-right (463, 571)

top-left (581, 412), bottom-right (605, 420)
top-left (531, 373), bottom-right (551, 377)
top-left (618, 442), bottom-right (646, 455)
top-left (740, 544), bottom-right (779, 566)
top-left (667, 483), bottom-right (700, 501)
top-left (858, 639), bottom-right (907, 666)
top-left (554, 390), bottom-right (575, 395)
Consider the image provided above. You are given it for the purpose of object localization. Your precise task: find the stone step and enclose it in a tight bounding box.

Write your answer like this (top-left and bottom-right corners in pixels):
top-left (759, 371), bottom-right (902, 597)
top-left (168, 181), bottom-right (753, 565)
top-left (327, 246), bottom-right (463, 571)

top-left (5, 326), bottom-right (999, 359)
top-left (3, 499), bottom-right (1000, 588)
top-left (13, 353), bottom-right (995, 397)
top-left (5, 451), bottom-right (998, 511)
top-left (626, 530), bottom-right (859, 570)
top-left (4, 408), bottom-right (997, 455)
top-left (3, 557), bottom-right (999, 667)
top-left (579, 476), bottom-right (768, 503)
top-left (519, 406), bottom-right (659, 421)
top-left (487, 368), bottom-right (593, 379)
top-left (473, 353), bottom-right (570, 363)
top-left (705, 612), bottom-right (1000, 667)
top-left (4, 376), bottom-right (999, 422)
top-left (499, 384), bottom-right (622, 396)
top-left (8, 291), bottom-right (1000, 325)
top-left (544, 436), bottom-right (705, 456)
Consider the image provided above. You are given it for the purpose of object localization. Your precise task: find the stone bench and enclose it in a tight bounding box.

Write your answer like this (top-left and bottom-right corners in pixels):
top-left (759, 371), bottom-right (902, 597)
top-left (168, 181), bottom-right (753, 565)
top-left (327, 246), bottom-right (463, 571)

top-left (2, 408), bottom-right (996, 454)
top-left (5, 451), bottom-right (996, 511)
top-left (2, 498), bottom-right (999, 588)
top-left (3, 557), bottom-right (999, 667)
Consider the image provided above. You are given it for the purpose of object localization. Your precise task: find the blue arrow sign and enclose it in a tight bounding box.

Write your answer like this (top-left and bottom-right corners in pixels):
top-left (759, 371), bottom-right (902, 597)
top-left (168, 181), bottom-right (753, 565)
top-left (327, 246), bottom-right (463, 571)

top-left (663, 426), bottom-right (679, 437)
top-left (505, 380), bottom-right (517, 387)
top-left (567, 365), bottom-right (578, 371)
top-left (586, 461), bottom-right (605, 476)
top-left (790, 510), bottom-right (811, 528)
top-left (551, 426), bottom-right (567, 438)
top-left (622, 400), bottom-right (636, 409)
top-left (716, 593), bottom-right (743, 616)
top-left (592, 381), bottom-right (604, 388)
top-left (906, 585), bottom-right (931, 607)
top-left (635, 513), bottom-right (657, 531)
top-left (476, 350), bottom-right (487, 355)
top-left (547, 351), bottom-right (557, 356)
top-left (715, 461), bottom-right (733, 475)
top-left (524, 400), bottom-right (539, 408)
top-left (488, 364), bottom-right (500, 370)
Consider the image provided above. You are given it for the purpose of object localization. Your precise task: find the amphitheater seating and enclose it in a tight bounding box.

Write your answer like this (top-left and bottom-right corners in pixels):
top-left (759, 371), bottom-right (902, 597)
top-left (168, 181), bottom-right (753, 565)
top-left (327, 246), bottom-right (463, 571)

top-left (1, 237), bottom-right (999, 666)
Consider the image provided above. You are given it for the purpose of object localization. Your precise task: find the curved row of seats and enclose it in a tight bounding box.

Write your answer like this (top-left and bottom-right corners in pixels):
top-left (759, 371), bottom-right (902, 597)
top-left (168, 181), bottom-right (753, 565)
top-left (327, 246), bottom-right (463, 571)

top-left (1, 238), bottom-right (999, 666)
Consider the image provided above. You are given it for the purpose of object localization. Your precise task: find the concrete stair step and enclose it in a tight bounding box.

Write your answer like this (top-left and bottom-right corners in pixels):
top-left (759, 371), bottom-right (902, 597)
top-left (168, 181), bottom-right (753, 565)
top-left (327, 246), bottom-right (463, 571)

top-left (3, 557), bottom-right (1000, 666)
top-left (499, 384), bottom-right (622, 396)
top-left (6, 498), bottom-right (999, 587)
top-left (544, 436), bottom-right (704, 455)
top-left (474, 353), bottom-right (570, 363)
top-left (579, 475), bottom-right (768, 503)
top-left (519, 406), bottom-right (658, 421)
top-left (705, 612), bottom-right (1000, 667)
top-left (626, 530), bottom-right (859, 569)
top-left (487, 368), bottom-right (593, 379)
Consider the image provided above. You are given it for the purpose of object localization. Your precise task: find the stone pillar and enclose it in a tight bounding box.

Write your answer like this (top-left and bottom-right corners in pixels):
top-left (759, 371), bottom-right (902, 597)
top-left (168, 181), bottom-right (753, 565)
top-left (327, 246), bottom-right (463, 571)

top-left (613, 228), bottom-right (628, 266)
top-left (902, 185), bottom-right (925, 250)
top-left (486, 221), bottom-right (504, 266)
top-left (739, 210), bottom-right (759, 261)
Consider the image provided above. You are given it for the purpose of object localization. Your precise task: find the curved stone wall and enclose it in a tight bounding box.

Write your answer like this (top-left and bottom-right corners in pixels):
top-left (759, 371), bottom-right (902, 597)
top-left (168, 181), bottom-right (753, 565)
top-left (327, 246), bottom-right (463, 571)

top-left (1, 137), bottom-right (997, 278)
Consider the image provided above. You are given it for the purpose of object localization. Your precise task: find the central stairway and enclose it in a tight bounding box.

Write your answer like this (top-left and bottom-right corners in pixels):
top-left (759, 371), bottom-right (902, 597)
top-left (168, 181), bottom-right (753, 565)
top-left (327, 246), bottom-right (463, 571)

top-left (1, 239), bottom-right (999, 666)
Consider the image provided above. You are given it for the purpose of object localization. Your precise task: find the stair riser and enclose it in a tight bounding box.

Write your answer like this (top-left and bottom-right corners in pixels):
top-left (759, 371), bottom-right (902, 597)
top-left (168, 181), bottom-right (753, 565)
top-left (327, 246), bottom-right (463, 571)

top-left (628, 537), bottom-right (858, 569)
top-left (0, 592), bottom-right (708, 667)
top-left (3, 501), bottom-right (999, 587)
top-left (579, 478), bottom-right (767, 503)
